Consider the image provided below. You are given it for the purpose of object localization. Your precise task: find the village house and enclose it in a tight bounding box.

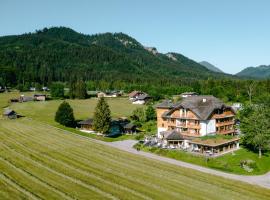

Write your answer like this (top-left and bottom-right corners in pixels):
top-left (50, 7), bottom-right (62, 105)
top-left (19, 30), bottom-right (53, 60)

top-left (34, 94), bottom-right (47, 101)
top-left (156, 96), bottom-right (239, 156)
top-left (77, 117), bottom-right (137, 135)
top-left (97, 91), bottom-right (122, 98)
top-left (128, 91), bottom-right (151, 104)
top-left (128, 91), bottom-right (145, 100)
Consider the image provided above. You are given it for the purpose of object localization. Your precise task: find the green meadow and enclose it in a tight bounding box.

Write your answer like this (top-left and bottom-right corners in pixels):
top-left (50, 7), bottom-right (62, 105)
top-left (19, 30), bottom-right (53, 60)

top-left (0, 118), bottom-right (270, 200)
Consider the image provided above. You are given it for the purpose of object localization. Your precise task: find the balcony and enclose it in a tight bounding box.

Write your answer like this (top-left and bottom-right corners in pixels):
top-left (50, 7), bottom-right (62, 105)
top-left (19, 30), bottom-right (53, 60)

top-left (217, 129), bottom-right (235, 135)
top-left (213, 114), bottom-right (235, 119)
top-left (176, 122), bottom-right (200, 129)
top-left (216, 121), bottom-right (234, 127)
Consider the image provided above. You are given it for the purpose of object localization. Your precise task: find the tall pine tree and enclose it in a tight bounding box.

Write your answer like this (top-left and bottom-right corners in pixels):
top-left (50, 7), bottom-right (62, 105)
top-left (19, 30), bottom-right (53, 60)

top-left (75, 80), bottom-right (87, 99)
top-left (93, 97), bottom-right (111, 134)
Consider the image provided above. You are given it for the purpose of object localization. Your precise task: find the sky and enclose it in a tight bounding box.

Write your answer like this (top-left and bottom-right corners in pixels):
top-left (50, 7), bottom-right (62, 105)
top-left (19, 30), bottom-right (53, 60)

top-left (0, 0), bottom-right (270, 74)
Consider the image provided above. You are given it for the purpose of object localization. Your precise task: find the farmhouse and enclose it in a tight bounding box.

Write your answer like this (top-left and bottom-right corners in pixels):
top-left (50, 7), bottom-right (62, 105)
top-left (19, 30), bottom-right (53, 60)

top-left (78, 118), bottom-right (137, 135)
top-left (78, 118), bottom-right (94, 132)
top-left (3, 108), bottom-right (17, 119)
top-left (34, 94), bottom-right (47, 101)
top-left (156, 95), bottom-right (239, 155)
top-left (128, 91), bottom-right (145, 100)
top-left (97, 91), bottom-right (122, 98)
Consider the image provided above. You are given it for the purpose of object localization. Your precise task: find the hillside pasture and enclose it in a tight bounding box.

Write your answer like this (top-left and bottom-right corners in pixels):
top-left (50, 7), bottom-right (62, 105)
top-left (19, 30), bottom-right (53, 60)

top-left (0, 118), bottom-right (270, 200)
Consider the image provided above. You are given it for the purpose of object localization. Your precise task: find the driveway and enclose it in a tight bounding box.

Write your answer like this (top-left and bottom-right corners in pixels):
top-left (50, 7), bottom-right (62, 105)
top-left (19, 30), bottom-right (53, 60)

top-left (103, 140), bottom-right (270, 189)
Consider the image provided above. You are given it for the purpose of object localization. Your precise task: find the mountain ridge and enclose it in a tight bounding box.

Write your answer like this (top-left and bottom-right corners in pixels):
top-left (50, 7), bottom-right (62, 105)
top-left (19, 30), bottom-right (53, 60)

top-left (236, 65), bottom-right (270, 79)
top-left (0, 26), bottom-right (234, 87)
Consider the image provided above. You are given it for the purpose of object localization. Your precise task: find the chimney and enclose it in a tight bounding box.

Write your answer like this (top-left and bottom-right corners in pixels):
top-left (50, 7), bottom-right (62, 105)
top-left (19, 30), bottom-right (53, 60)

top-left (202, 98), bottom-right (207, 103)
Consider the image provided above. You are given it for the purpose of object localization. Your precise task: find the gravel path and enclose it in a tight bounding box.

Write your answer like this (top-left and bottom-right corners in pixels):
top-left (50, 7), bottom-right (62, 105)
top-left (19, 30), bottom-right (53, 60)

top-left (102, 140), bottom-right (270, 189)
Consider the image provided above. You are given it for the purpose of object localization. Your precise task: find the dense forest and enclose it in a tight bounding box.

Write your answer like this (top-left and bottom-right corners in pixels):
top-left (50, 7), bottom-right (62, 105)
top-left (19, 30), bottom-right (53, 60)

top-left (0, 27), bottom-right (269, 103)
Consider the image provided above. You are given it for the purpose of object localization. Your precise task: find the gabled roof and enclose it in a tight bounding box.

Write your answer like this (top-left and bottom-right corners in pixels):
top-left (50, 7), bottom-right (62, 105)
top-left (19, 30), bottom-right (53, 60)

top-left (136, 94), bottom-right (151, 100)
top-left (78, 118), bottom-right (93, 125)
top-left (128, 91), bottom-right (142, 98)
top-left (155, 100), bottom-right (174, 109)
top-left (165, 130), bottom-right (185, 141)
top-left (162, 95), bottom-right (234, 120)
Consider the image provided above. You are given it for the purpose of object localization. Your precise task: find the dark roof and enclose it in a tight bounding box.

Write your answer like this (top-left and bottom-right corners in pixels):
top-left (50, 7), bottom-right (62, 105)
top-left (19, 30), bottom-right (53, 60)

top-left (163, 95), bottom-right (234, 120)
top-left (124, 123), bottom-right (136, 129)
top-left (155, 100), bottom-right (174, 109)
top-left (165, 130), bottom-right (185, 141)
top-left (78, 118), bottom-right (93, 125)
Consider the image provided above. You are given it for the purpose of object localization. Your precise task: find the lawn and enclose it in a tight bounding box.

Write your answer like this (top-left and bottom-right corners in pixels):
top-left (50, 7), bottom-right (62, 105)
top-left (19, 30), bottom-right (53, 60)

top-left (138, 145), bottom-right (270, 175)
top-left (0, 118), bottom-right (269, 200)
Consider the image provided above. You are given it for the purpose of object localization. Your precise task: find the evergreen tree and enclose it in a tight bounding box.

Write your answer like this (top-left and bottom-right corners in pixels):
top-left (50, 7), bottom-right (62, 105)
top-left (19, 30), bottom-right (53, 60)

top-left (55, 101), bottom-right (75, 127)
top-left (75, 80), bottom-right (87, 99)
top-left (93, 97), bottom-right (111, 134)
top-left (145, 105), bottom-right (156, 121)
top-left (69, 79), bottom-right (76, 99)
top-left (50, 82), bottom-right (64, 98)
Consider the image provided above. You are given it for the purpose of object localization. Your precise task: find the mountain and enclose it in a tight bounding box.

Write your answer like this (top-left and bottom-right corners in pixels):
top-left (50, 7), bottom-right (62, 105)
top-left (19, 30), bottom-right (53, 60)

top-left (0, 27), bottom-right (231, 87)
top-left (199, 61), bottom-right (223, 73)
top-left (236, 65), bottom-right (270, 79)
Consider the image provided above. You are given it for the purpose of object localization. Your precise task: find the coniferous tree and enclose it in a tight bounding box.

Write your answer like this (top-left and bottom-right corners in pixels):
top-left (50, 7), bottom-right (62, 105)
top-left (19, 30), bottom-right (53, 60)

top-left (93, 97), bottom-right (111, 134)
top-left (50, 82), bottom-right (64, 98)
top-left (55, 101), bottom-right (75, 127)
top-left (69, 79), bottom-right (76, 99)
top-left (75, 80), bottom-right (87, 99)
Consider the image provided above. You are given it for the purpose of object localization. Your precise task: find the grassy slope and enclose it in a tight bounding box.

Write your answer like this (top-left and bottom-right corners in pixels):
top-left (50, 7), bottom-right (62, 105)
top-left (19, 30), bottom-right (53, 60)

top-left (140, 146), bottom-right (270, 175)
top-left (0, 118), bottom-right (270, 200)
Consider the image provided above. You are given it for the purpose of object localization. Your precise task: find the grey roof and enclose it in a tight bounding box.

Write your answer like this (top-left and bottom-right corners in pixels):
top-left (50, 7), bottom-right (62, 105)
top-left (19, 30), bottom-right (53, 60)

top-left (163, 95), bottom-right (234, 120)
top-left (163, 130), bottom-right (185, 141)
top-left (155, 100), bottom-right (174, 109)
top-left (137, 94), bottom-right (151, 100)
top-left (78, 118), bottom-right (93, 125)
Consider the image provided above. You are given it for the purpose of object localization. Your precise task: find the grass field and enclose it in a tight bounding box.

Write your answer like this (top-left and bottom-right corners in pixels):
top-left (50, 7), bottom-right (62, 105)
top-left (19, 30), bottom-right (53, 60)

top-left (0, 92), bottom-right (142, 125)
top-left (0, 118), bottom-right (270, 200)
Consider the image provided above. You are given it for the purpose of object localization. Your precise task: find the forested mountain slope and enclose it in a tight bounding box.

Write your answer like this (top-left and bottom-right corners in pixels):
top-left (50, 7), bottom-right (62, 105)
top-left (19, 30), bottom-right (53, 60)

top-left (0, 27), bottom-right (232, 86)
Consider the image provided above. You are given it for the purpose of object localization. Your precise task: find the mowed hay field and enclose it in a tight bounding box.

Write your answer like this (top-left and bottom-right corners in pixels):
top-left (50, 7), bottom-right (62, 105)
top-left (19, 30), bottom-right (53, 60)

top-left (1, 119), bottom-right (270, 200)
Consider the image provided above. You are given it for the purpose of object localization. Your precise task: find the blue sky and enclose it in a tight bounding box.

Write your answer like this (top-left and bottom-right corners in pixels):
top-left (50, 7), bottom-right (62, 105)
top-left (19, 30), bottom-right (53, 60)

top-left (1, 0), bottom-right (270, 74)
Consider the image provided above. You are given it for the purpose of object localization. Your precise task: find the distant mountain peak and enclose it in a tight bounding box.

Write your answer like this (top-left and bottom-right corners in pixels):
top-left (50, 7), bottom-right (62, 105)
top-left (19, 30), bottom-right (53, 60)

top-left (199, 61), bottom-right (223, 73)
top-left (236, 65), bottom-right (270, 79)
